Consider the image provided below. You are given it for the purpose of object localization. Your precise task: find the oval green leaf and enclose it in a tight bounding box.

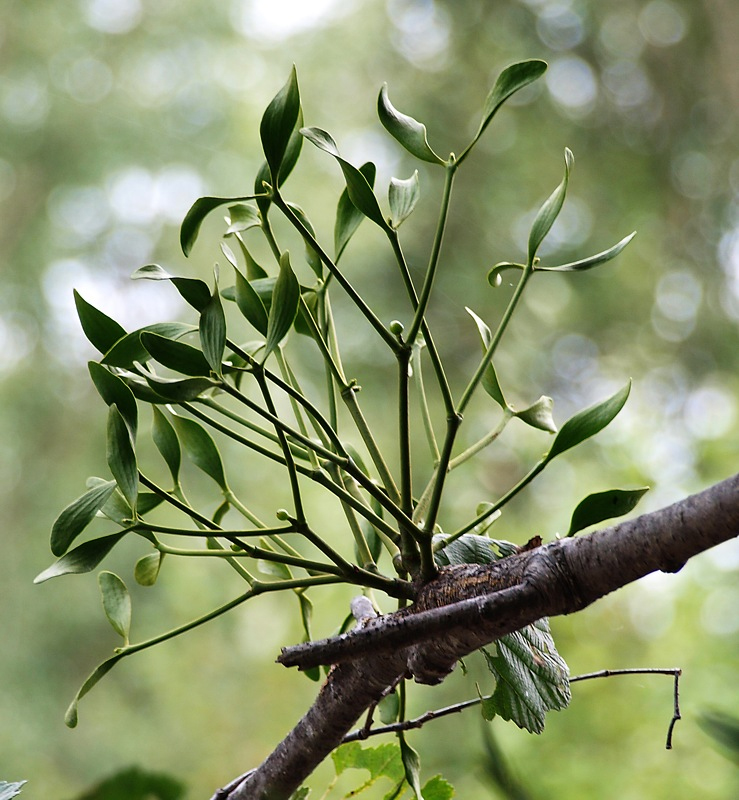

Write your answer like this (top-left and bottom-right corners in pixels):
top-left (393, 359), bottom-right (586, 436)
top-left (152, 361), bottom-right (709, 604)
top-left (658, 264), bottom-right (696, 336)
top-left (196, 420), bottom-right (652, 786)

top-left (88, 362), bottom-right (138, 438)
top-left (263, 251), bottom-right (300, 362)
top-left (107, 405), bottom-right (138, 512)
top-left (98, 570), bottom-right (132, 643)
top-left (528, 148), bottom-right (574, 265)
top-left (567, 486), bottom-right (650, 537)
top-left (286, 202), bottom-right (322, 278)
top-left (388, 171), bottom-right (420, 228)
top-left (101, 322), bottom-right (197, 369)
top-left (131, 265), bottom-right (212, 312)
top-left (233, 267), bottom-right (269, 335)
top-left (143, 375), bottom-right (216, 402)
top-left (335, 162), bottom-right (376, 261)
top-left (152, 406), bottom-right (181, 484)
top-left (74, 291), bottom-right (126, 355)
top-left (50, 480), bottom-right (117, 556)
top-left (260, 65), bottom-right (301, 186)
top-left (140, 332), bottom-right (212, 376)
top-left (225, 203), bottom-right (260, 234)
top-left (200, 282), bottom-right (226, 374)
top-left (377, 84), bottom-right (444, 165)
top-left (465, 307), bottom-right (507, 408)
top-left (171, 414), bottom-right (227, 490)
top-left (180, 195), bottom-right (261, 257)
top-left (134, 551), bottom-right (165, 586)
top-left (35, 533), bottom-right (127, 583)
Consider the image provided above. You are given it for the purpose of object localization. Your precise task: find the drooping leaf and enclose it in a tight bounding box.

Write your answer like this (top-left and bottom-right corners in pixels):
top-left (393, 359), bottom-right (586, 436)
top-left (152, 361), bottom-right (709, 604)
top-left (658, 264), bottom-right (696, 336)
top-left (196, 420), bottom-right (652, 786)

top-left (260, 65), bottom-right (301, 186)
top-left (233, 267), bottom-right (269, 335)
top-left (399, 732), bottom-right (423, 800)
top-left (131, 265), bottom-right (211, 312)
top-left (140, 332), bottom-right (211, 376)
top-left (170, 414), bottom-right (227, 491)
top-left (107, 405), bottom-right (138, 512)
top-left (514, 395), bottom-right (557, 433)
top-left (487, 261), bottom-right (525, 288)
top-left (545, 381), bottom-right (631, 462)
top-left (35, 533), bottom-right (127, 583)
top-left (388, 172), bottom-right (420, 228)
top-left (482, 618), bottom-right (571, 734)
top-left (134, 551), bottom-right (165, 586)
top-left (528, 148), bottom-right (574, 265)
top-left (235, 237), bottom-right (269, 280)
top-left (377, 84), bottom-right (444, 165)
top-left (263, 251), bottom-right (300, 361)
top-left (65, 653), bottom-right (125, 728)
top-left (74, 291), bottom-right (126, 354)
top-left (180, 195), bottom-right (261, 257)
top-left (98, 570), bottom-right (132, 644)
top-left (225, 203), bottom-right (260, 234)
top-left (335, 161), bottom-right (376, 261)
top-left (50, 480), bottom-right (117, 556)
top-left (88, 362), bottom-right (138, 437)
top-left (465, 307), bottom-right (507, 409)
top-left (537, 232), bottom-right (636, 274)
top-left (101, 322), bottom-right (196, 369)
top-left (286, 202), bottom-right (322, 278)
top-left (567, 486), bottom-right (649, 536)
top-left (199, 282), bottom-right (226, 374)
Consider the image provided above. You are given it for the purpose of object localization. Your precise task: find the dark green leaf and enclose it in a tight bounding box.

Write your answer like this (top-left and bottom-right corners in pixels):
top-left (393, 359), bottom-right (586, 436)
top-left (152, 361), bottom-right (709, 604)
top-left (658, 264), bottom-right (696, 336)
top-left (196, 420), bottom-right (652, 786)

top-left (233, 267), bottom-right (269, 334)
top-left (236, 237), bottom-right (269, 280)
top-left (131, 265), bottom-right (212, 312)
top-left (88, 362), bottom-right (138, 437)
top-left (50, 480), bottom-right (117, 556)
top-left (68, 765), bottom-right (185, 800)
top-left (143, 375), bottom-right (216, 402)
top-left (101, 322), bottom-right (197, 369)
top-left (34, 533), bottom-right (127, 583)
top-left (98, 570), bottom-right (131, 643)
top-left (528, 148), bottom-right (574, 265)
top-left (377, 84), bottom-right (444, 165)
top-left (65, 653), bottom-right (125, 728)
top-left (107, 405), bottom-right (138, 511)
top-left (140, 332), bottom-right (211, 376)
top-left (279, 107), bottom-right (304, 186)
top-left (294, 289), bottom-right (318, 337)
top-left (260, 66), bottom-right (301, 186)
top-left (482, 618), bottom-right (570, 734)
top-left (536, 232), bottom-right (637, 273)
top-left (286, 202), bottom-right (322, 278)
top-left (98, 487), bottom-right (163, 525)
top-left (152, 406), bottom-right (181, 484)
top-left (134, 552), bottom-right (165, 586)
top-left (465, 307), bottom-right (507, 408)
top-left (515, 395), bottom-right (557, 433)
top-left (567, 486), bottom-right (649, 536)
top-left (546, 381), bottom-right (631, 462)
top-left (171, 414), bottom-right (227, 490)
top-left (180, 195), bottom-right (260, 257)
top-left (225, 203), bottom-right (260, 234)
top-left (254, 160), bottom-right (272, 217)
top-left (263, 252), bottom-right (300, 361)
top-left (74, 291), bottom-right (126, 354)
top-left (335, 161), bottom-right (376, 261)
top-left (388, 172), bottom-right (420, 228)
top-left (398, 732), bottom-right (423, 800)
top-left (200, 282), bottom-right (226, 374)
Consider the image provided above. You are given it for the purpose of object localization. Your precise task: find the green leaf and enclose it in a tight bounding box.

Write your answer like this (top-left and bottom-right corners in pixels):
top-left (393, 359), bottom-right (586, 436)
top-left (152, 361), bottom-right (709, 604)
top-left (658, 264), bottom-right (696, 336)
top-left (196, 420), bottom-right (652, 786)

top-left (107, 405), bottom-right (138, 512)
top-left (34, 533), bottom-right (127, 583)
top-left (279, 107), bottom-right (305, 186)
top-left (143, 375), bottom-right (216, 402)
top-left (134, 552), bottom-right (165, 586)
top-left (131, 265), bottom-right (212, 312)
top-left (399, 732), bottom-right (423, 800)
top-left (67, 766), bottom-right (185, 800)
top-left (332, 742), bottom-right (405, 785)
top-left (536, 232), bottom-right (637, 273)
top-left (180, 195), bottom-right (261, 257)
top-left (171, 414), bottom-right (227, 491)
top-left (200, 281), bottom-right (227, 374)
top-left (335, 162), bottom-right (376, 261)
top-left (98, 487), bottom-right (162, 525)
top-left (101, 322), bottom-right (196, 369)
top-left (388, 171), bottom-right (420, 228)
top-left (294, 288), bottom-right (318, 338)
top-left (286, 202), bottom-right (322, 278)
top-left (233, 267), bottom-right (269, 334)
top-left (301, 127), bottom-right (390, 231)
top-left (515, 395), bottom-right (557, 433)
top-left (482, 618), bottom-right (570, 734)
top-left (140, 332), bottom-right (211, 376)
top-left (421, 775), bottom-right (455, 800)
top-left (98, 570), bottom-right (132, 644)
top-left (263, 251), bottom-right (300, 361)
top-left (567, 486), bottom-right (649, 536)
top-left (74, 291), bottom-right (127, 354)
top-left (528, 148), bottom-right (574, 265)
top-left (236, 238), bottom-right (269, 280)
top-left (486, 261), bottom-right (525, 288)
top-left (225, 203), bottom-right (260, 234)
top-left (465, 307), bottom-right (506, 408)
top-left (88, 362), bottom-right (138, 438)
top-left (434, 534), bottom-right (513, 567)
top-left (65, 653), bottom-right (125, 728)
top-left (377, 84), bottom-right (444, 165)
top-left (378, 689), bottom-right (399, 724)
top-left (546, 381), bottom-right (631, 462)
top-left (50, 481), bottom-right (117, 556)
top-left (260, 65), bottom-right (301, 186)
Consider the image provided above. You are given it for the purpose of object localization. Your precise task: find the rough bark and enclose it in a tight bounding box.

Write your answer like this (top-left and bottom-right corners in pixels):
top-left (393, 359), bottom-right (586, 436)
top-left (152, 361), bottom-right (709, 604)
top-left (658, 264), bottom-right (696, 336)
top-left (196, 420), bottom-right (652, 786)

top-left (216, 473), bottom-right (739, 800)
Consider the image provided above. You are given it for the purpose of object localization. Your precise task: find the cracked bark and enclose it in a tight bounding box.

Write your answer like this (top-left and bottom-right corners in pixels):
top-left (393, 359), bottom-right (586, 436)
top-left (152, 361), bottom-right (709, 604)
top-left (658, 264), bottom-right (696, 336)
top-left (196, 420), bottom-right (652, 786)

top-left (216, 473), bottom-right (739, 800)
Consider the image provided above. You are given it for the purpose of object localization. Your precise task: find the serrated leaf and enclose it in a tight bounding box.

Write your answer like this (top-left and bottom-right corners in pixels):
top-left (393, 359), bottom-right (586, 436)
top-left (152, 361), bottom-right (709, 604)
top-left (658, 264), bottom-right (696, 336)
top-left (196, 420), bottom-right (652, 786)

top-left (233, 266), bottom-right (269, 335)
top-left (135, 551), bottom-right (165, 586)
top-left (101, 322), bottom-right (196, 369)
top-left (546, 381), bottom-right (631, 462)
top-left (528, 148), bottom-right (574, 265)
top-left (35, 533), bottom-right (127, 583)
top-left (74, 291), bottom-right (127, 354)
top-left (421, 775), bottom-right (454, 800)
top-left (143, 375), bottom-right (216, 402)
top-left (537, 232), bottom-right (636, 274)
top-left (482, 618), bottom-right (570, 734)
top-left (335, 161), bottom-right (376, 261)
top-left (263, 251), bottom-right (300, 361)
top-left (465, 307), bottom-right (506, 408)
top-left (515, 395), bottom-right (557, 433)
top-left (225, 203), bottom-right (260, 234)
top-left (107, 405), bottom-right (138, 512)
top-left (261, 65), bottom-right (301, 186)
top-left (50, 481), bottom-right (117, 556)
top-left (171, 414), bottom-right (227, 490)
top-left (332, 742), bottom-right (405, 784)
top-left (140, 332), bottom-right (212, 376)
top-left (88, 362), bottom-right (138, 437)
top-left (200, 282), bottom-right (226, 374)
top-left (567, 486), bottom-right (649, 536)
top-left (65, 653), bottom-right (125, 728)
top-left (377, 84), bottom-right (444, 165)
top-left (131, 265), bottom-right (212, 312)
top-left (286, 202), bottom-right (322, 278)
top-left (98, 570), bottom-right (131, 643)
top-left (388, 172), bottom-right (420, 228)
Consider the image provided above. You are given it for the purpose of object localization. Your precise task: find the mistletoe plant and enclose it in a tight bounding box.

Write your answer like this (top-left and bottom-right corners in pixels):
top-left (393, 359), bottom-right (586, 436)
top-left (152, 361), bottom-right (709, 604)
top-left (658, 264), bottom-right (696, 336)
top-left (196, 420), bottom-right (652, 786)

top-left (38, 61), bottom-right (647, 796)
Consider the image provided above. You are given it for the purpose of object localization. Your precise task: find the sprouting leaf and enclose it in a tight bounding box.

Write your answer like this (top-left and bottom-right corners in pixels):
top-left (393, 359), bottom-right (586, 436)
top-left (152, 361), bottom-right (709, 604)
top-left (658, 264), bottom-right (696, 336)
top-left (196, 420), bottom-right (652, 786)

top-left (399, 732), bottom-right (423, 800)
top-left (233, 267), bottom-right (269, 335)
top-left (143, 375), bottom-right (216, 403)
top-left (88, 362), bottom-right (138, 437)
top-left (225, 203), bottom-right (260, 234)
top-left (482, 617), bottom-right (570, 734)
top-left (134, 551), bottom-right (165, 586)
top-left (514, 395), bottom-right (557, 433)
top-left (74, 291), bottom-right (127, 355)
top-left (388, 171), bottom-right (420, 228)
top-left (536, 232), bottom-right (637, 273)
top-left (98, 571), bottom-right (132, 644)
top-left (567, 486), bottom-right (649, 536)
top-left (260, 65), bottom-right (301, 186)
top-left (545, 381), bottom-right (631, 462)
top-left (65, 653), bottom-right (125, 728)
top-left (528, 148), bottom-right (574, 265)
top-left (301, 127), bottom-right (390, 231)
top-left (180, 195), bottom-right (262, 257)
top-left (140, 332), bottom-right (212, 376)
top-left (263, 251), bottom-right (300, 362)
top-left (132, 265), bottom-right (211, 312)
top-left (50, 480), bottom-right (117, 556)
top-left (107, 405), bottom-right (138, 512)
top-left (200, 282), bottom-right (226, 374)
top-left (335, 161), bottom-right (376, 261)
top-left (101, 322), bottom-right (196, 369)
top-left (465, 307), bottom-right (507, 409)
top-left (286, 202), bottom-right (322, 278)
top-left (377, 84), bottom-right (445, 165)
top-left (35, 533), bottom-right (127, 583)
top-left (170, 414), bottom-right (227, 491)
top-left (487, 261), bottom-right (525, 288)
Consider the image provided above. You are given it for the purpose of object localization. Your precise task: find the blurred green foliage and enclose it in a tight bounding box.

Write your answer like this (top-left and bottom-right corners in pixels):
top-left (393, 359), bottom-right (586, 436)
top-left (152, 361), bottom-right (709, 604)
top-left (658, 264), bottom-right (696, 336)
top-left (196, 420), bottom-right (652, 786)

top-left (2, 1), bottom-right (737, 798)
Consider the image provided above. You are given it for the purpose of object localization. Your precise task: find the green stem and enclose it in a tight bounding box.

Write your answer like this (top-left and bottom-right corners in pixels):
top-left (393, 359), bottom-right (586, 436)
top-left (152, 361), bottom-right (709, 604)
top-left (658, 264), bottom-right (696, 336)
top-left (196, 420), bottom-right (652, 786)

top-left (412, 341), bottom-right (440, 462)
top-left (448, 411), bottom-right (512, 470)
